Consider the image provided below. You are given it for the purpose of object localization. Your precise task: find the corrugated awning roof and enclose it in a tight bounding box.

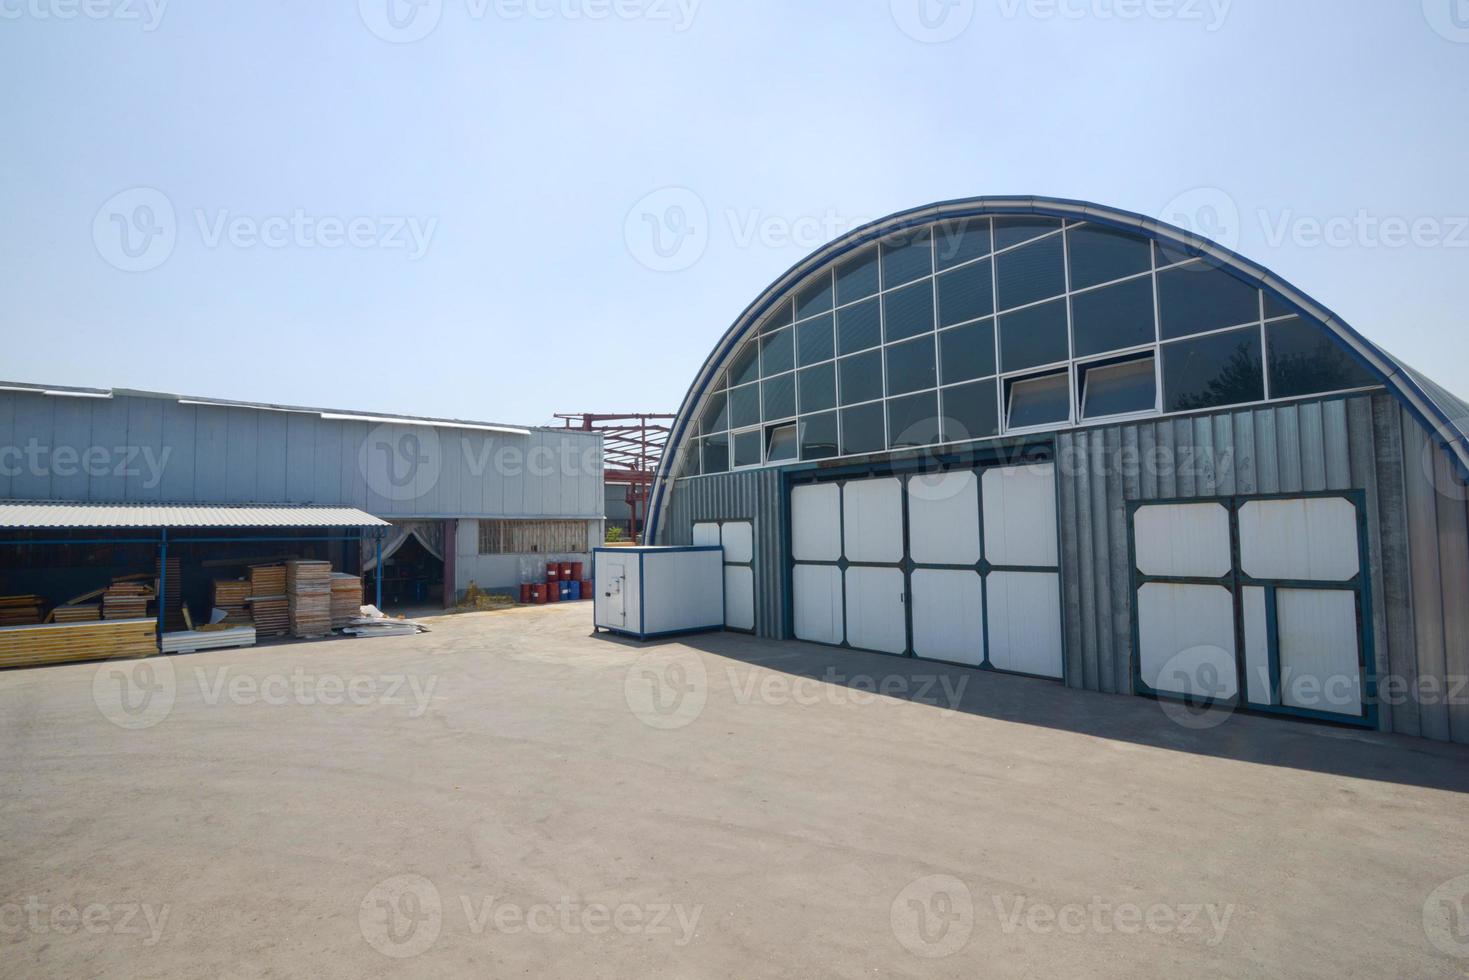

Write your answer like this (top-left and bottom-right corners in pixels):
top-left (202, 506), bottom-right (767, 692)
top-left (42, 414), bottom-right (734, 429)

top-left (0, 502), bottom-right (391, 530)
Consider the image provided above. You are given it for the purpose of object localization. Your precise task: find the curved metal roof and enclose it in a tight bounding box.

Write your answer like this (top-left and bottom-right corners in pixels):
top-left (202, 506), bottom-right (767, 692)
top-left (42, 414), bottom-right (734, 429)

top-left (647, 195), bottom-right (1469, 541)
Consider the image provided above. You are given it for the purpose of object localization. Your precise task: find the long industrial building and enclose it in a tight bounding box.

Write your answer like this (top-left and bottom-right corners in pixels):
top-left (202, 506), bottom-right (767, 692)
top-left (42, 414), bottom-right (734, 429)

top-left (646, 195), bottom-right (1469, 745)
top-left (0, 383), bottom-right (604, 618)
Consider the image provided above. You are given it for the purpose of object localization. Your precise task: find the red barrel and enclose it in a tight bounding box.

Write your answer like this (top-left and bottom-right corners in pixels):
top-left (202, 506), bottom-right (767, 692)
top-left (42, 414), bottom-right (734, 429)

top-left (581, 579), bottom-right (593, 599)
top-left (569, 561), bottom-right (584, 581)
top-left (519, 584), bottom-right (532, 604)
top-left (546, 563), bottom-right (560, 582)
top-left (558, 561), bottom-right (573, 581)
top-left (546, 585), bottom-right (560, 603)
top-left (530, 583), bottom-right (546, 604)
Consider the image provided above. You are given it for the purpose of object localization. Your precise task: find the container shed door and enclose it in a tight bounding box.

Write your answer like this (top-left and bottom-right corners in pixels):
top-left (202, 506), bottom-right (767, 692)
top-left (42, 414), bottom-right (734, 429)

top-left (596, 553), bottom-right (630, 631)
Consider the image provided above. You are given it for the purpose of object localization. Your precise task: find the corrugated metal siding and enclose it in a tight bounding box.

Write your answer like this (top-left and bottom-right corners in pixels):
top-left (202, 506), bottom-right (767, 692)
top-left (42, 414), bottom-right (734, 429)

top-left (660, 468), bottom-right (786, 639)
top-left (0, 503), bottom-right (389, 529)
top-left (1057, 394), bottom-right (1469, 744)
top-left (0, 390), bottom-right (603, 520)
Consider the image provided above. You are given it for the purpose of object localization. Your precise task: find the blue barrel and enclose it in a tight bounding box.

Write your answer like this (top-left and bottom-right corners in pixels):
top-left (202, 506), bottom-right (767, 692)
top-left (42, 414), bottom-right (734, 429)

top-left (567, 580), bottom-right (582, 601)
top-left (559, 580), bottom-right (572, 600)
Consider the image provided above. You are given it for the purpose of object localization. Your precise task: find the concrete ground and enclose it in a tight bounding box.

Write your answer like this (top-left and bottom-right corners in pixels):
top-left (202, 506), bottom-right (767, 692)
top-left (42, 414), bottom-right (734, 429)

top-left (2, 604), bottom-right (1467, 979)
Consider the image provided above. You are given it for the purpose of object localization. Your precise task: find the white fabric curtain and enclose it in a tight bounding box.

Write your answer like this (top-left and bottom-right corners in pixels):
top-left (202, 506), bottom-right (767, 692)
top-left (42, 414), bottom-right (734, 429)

top-left (362, 520), bottom-right (444, 572)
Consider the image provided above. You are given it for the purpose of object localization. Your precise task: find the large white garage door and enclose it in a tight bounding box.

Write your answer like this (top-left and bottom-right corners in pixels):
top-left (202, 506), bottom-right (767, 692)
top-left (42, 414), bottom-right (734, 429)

top-left (1132, 494), bottom-right (1369, 723)
top-left (788, 463), bottom-right (1063, 678)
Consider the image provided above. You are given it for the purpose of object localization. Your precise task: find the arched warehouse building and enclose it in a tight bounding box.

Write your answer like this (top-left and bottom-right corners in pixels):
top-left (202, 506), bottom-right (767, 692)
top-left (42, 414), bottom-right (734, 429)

top-left (645, 195), bottom-right (1469, 744)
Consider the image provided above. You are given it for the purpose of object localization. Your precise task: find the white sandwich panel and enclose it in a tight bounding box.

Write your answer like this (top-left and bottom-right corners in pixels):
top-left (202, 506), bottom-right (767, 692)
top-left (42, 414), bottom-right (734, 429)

top-left (724, 565), bottom-right (755, 631)
top-left (985, 571), bottom-right (1063, 678)
top-left (792, 563), bottom-right (844, 645)
top-left (910, 569), bottom-right (983, 665)
top-left (1238, 497), bottom-right (1360, 582)
top-left (594, 547), bottom-right (723, 639)
top-left (982, 463), bottom-right (1058, 568)
top-left (907, 471), bottom-right (981, 566)
top-left (720, 521), bottom-right (754, 564)
top-left (692, 522), bottom-right (721, 547)
top-left (843, 477), bottom-right (904, 564)
top-left (1134, 502), bottom-right (1232, 579)
top-left (844, 566), bottom-right (907, 654)
top-left (1276, 588), bottom-right (1363, 715)
top-left (791, 483), bottom-right (841, 562)
top-left (1136, 582), bottom-right (1238, 700)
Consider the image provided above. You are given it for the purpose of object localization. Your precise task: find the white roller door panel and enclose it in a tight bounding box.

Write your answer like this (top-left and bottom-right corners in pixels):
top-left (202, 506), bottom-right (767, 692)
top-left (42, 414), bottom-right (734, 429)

top-left (792, 564), bottom-right (843, 645)
top-left (791, 483), bottom-right (841, 561)
top-left (1136, 583), bottom-right (1238, 700)
top-left (1277, 588), bottom-right (1362, 715)
top-left (1134, 503), bottom-right (1232, 579)
top-left (1241, 586), bottom-right (1271, 706)
top-left (908, 471), bottom-right (981, 566)
top-left (982, 464), bottom-right (1058, 567)
top-left (911, 569), bottom-right (983, 665)
top-left (985, 571), bottom-right (1063, 678)
top-left (1239, 498), bottom-right (1359, 581)
top-left (844, 566), bottom-right (907, 654)
top-left (843, 477), bottom-right (904, 564)
top-left (724, 565), bottom-right (755, 631)
top-left (720, 521), bottom-right (753, 564)
top-left (692, 522), bottom-right (720, 547)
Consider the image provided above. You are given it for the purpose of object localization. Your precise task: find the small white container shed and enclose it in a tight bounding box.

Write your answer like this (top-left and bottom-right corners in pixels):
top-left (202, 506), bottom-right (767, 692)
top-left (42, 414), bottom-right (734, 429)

top-left (592, 546), bottom-right (724, 640)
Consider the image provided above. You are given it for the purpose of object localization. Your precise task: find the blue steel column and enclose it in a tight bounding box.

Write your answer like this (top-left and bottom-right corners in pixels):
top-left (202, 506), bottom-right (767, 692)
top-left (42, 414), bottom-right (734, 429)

top-left (156, 528), bottom-right (168, 648)
top-left (375, 533), bottom-right (383, 609)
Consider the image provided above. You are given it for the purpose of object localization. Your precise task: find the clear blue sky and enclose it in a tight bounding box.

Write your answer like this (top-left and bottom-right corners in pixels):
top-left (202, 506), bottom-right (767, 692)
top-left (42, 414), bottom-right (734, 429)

top-left (2, 1), bottom-right (1466, 425)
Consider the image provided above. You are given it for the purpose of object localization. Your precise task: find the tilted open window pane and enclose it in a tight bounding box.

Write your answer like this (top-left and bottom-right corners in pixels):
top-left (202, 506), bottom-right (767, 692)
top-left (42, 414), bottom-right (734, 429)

top-left (766, 423), bottom-right (798, 462)
top-left (1066, 224), bottom-right (1152, 291)
top-left (1080, 355), bottom-right (1157, 418)
top-left (935, 218), bottom-right (992, 270)
top-left (937, 258), bottom-right (993, 327)
top-left (995, 233), bottom-right (1066, 311)
top-left (1162, 326), bottom-right (1264, 412)
top-left (1006, 370), bottom-right (1071, 430)
top-left (838, 350), bottom-right (883, 405)
top-left (888, 391), bottom-right (940, 449)
top-left (999, 298), bottom-right (1069, 373)
top-left (1070, 275), bottom-right (1156, 357)
top-left (1266, 316), bottom-right (1377, 398)
top-left (840, 402), bottom-right (885, 456)
top-left (883, 280), bottom-right (935, 343)
top-left (885, 334), bottom-right (937, 396)
top-left (1157, 264), bottom-right (1261, 340)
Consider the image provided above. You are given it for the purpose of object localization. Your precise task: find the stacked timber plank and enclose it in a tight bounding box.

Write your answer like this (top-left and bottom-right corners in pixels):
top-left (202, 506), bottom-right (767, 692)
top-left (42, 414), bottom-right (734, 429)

top-left (0, 596), bottom-right (44, 627)
top-left (286, 560), bottom-right (332, 638)
top-left (0, 619), bottom-right (157, 669)
top-left (103, 582), bottom-right (153, 620)
top-left (210, 579), bottom-right (252, 624)
top-left (162, 625), bottom-right (256, 655)
top-left (248, 564), bottom-right (289, 637)
top-left (156, 556), bottom-right (184, 632)
top-left (52, 605), bottom-right (102, 624)
top-left (329, 574), bottom-right (363, 629)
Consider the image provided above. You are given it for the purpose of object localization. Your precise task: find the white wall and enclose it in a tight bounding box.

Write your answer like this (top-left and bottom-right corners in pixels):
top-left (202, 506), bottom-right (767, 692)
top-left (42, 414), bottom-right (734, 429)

top-left (452, 519), bottom-right (602, 596)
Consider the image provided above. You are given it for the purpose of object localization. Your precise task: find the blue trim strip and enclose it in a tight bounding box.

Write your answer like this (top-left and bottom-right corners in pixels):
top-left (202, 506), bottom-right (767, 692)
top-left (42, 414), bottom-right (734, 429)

top-left (646, 195), bottom-right (1469, 542)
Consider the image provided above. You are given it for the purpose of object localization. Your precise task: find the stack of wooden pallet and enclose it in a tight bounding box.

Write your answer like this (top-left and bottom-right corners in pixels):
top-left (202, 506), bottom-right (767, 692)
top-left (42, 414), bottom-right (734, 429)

top-left (155, 556), bottom-right (184, 632)
top-left (286, 560), bottom-right (332, 638)
top-left (329, 573), bottom-right (363, 629)
top-left (0, 595), bottom-right (44, 626)
top-left (102, 582), bottom-right (153, 620)
top-left (0, 619), bottom-right (157, 668)
top-left (210, 579), bottom-right (252, 624)
top-left (52, 604), bottom-right (102, 624)
top-left (248, 564), bottom-right (289, 636)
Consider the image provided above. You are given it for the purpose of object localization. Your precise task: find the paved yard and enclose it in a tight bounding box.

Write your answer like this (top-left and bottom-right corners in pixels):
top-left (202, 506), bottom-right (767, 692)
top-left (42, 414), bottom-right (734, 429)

top-left (2, 604), bottom-right (1467, 978)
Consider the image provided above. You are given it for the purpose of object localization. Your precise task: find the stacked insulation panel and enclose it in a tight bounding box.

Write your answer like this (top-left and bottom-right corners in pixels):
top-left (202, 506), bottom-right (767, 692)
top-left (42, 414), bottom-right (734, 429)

top-left (210, 579), bottom-right (252, 624)
top-left (286, 560), bottom-right (332, 638)
top-left (329, 573), bottom-right (363, 629)
top-left (248, 564), bottom-right (289, 637)
top-left (0, 619), bottom-right (157, 668)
